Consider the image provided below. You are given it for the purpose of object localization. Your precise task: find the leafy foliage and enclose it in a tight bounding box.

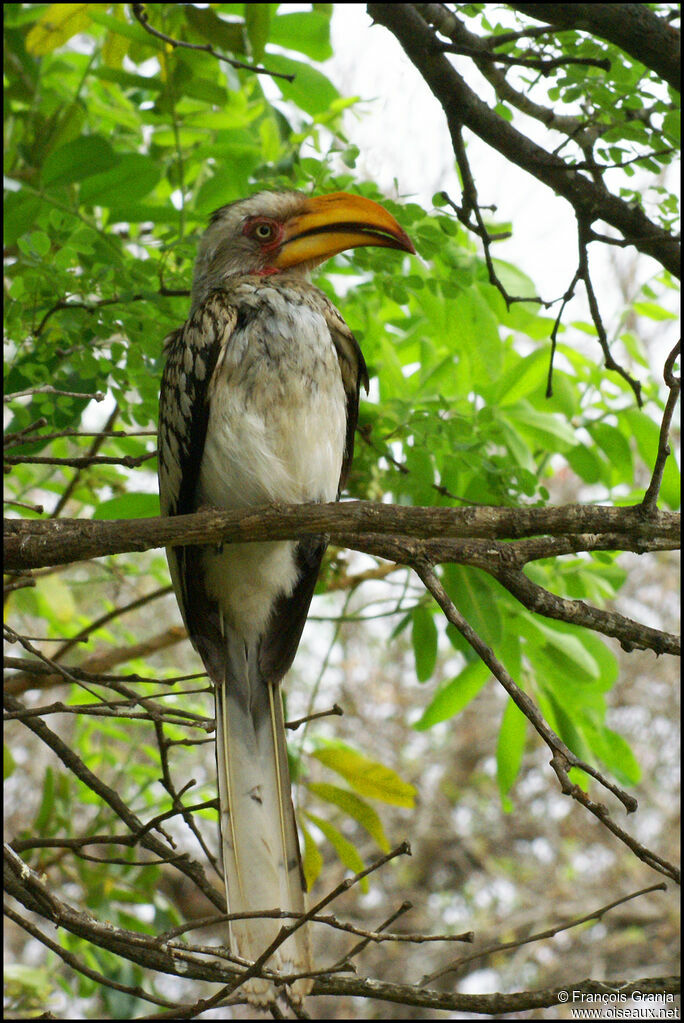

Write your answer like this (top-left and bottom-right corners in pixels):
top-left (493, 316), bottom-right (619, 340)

top-left (4, 3), bottom-right (679, 1017)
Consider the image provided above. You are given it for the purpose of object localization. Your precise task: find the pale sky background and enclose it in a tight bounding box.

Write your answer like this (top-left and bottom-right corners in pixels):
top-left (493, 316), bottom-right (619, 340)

top-left (324, 4), bottom-right (678, 362)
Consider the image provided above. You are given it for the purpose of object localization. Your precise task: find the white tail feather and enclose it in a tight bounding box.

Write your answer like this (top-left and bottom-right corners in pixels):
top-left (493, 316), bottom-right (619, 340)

top-left (215, 662), bottom-right (312, 1004)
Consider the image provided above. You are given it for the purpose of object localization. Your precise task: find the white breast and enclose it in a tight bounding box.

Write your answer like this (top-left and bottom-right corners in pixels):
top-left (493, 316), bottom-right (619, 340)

top-left (196, 286), bottom-right (347, 639)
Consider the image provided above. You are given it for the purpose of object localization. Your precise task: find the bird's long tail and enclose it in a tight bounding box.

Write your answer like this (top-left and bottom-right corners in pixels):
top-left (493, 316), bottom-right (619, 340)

top-left (214, 635), bottom-right (312, 1003)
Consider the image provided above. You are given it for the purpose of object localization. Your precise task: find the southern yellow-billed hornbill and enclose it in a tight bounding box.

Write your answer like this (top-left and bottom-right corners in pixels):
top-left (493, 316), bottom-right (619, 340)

top-left (158, 190), bottom-right (414, 1000)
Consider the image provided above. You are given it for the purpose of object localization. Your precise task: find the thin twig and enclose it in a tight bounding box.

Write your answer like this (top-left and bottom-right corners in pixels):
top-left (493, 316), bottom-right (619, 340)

top-left (3, 416), bottom-right (48, 444)
top-left (131, 3), bottom-right (295, 81)
top-left (642, 340), bottom-right (681, 512)
top-left (3, 499), bottom-right (44, 513)
top-left (32, 289), bottom-right (187, 338)
top-left (439, 40), bottom-right (611, 74)
top-left (51, 404), bottom-right (120, 518)
top-left (413, 561), bottom-right (680, 884)
top-left (4, 385), bottom-right (105, 403)
top-left (421, 882), bottom-right (667, 984)
top-left (286, 703), bottom-right (344, 731)
top-left (4, 427), bottom-right (156, 450)
top-left (5, 452), bottom-right (156, 468)
top-left (333, 901), bottom-right (414, 969)
top-left (577, 216), bottom-right (643, 405)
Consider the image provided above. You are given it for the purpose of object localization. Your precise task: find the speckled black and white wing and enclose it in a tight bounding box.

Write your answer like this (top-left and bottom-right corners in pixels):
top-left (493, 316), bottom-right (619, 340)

top-left (158, 294), bottom-right (236, 670)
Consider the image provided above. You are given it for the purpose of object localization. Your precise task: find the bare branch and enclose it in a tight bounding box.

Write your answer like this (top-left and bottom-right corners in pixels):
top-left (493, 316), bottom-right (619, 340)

top-left (4, 385), bottom-right (105, 403)
top-left (4, 500), bottom-right (679, 571)
top-left (438, 40), bottom-right (611, 74)
top-left (4, 451), bottom-right (156, 469)
top-left (642, 340), bottom-right (681, 513)
top-left (366, 3), bottom-right (680, 277)
top-left (131, 3), bottom-right (295, 82)
top-left (422, 881), bottom-right (667, 984)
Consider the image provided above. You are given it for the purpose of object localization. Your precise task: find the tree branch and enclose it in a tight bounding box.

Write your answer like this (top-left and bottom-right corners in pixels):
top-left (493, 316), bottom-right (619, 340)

top-left (413, 561), bottom-right (680, 883)
top-left (366, 3), bottom-right (680, 277)
top-left (5, 842), bottom-right (678, 1016)
top-left (131, 3), bottom-right (295, 82)
top-left (4, 501), bottom-right (678, 571)
top-left (642, 340), bottom-right (681, 513)
top-left (510, 3), bottom-right (681, 91)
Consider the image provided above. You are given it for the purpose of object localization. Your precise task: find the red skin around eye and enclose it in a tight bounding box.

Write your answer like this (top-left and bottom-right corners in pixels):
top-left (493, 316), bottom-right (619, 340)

top-left (242, 217), bottom-right (283, 251)
top-left (242, 217), bottom-right (285, 275)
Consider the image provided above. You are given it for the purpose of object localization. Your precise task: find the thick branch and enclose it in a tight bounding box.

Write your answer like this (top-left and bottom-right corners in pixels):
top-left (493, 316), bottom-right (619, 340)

top-left (366, 4), bottom-right (680, 277)
top-left (4, 505), bottom-right (678, 657)
top-left (511, 4), bottom-right (681, 91)
top-left (3, 501), bottom-right (678, 571)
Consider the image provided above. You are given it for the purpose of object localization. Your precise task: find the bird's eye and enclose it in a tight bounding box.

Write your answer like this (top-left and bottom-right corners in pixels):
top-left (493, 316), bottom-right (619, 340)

top-left (254, 223), bottom-right (274, 240)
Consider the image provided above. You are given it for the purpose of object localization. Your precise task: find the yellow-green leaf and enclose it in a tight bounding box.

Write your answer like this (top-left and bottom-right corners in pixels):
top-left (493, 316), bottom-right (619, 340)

top-left (312, 746), bottom-right (415, 807)
top-left (26, 3), bottom-right (91, 55)
top-left (307, 782), bottom-right (389, 851)
top-left (34, 574), bottom-right (76, 626)
top-left (304, 811), bottom-right (367, 891)
top-left (300, 822), bottom-right (323, 891)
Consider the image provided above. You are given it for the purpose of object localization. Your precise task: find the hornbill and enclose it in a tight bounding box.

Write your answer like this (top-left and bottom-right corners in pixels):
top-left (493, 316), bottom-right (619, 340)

top-left (158, 190), bottom-right (414, 1000)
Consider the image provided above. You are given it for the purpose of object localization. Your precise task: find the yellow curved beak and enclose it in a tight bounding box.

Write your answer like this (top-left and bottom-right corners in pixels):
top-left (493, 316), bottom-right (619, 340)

top-left (272, 191), bottom-right (415, 269)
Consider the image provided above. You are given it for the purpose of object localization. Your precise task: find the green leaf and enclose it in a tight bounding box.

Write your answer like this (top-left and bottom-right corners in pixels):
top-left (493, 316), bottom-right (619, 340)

top-left (4, 744), bottom-right (16, 780)
top-left (34, 574), bottom-right (76, 627)
top-left (496, 349), bottom-right (549, 406)
top-left (265, 53), bottom-right (340, 116)
top-left (662, 111), bottom-right (680, 144)
top-left (87, 9), bottom-right (166, 50)
top-left (307, 782), bottom-right (389, 851)
top-left (507, 402), bottom-right (577, 452)
top-left (269, 11), bottom-right (333, 61)
top-left (453, 287), bottom-right (503, 383)
top-left (26, 3), bottom-right (91, 55)
top-left (79, 153), bottom-right (161, 205)
top-left (245, 3), bottom-right (270, 62)
top-left (184, 6), bottom-right (246, 53)
top-left (93, 493), bottom-right (160, 520)
top-left (312, 746), bottom-right (415, 807)
top-left (42, 136), bottom-right (116, 187)
top-left (497, 698), bottom-right (527, 809)
top-left (624, 408), bottom-right (680, 509)
top-left (442, 565), bottom-right (502, 647)
top-left (414, 660), bottom-right (490, 730)
top-left (526, 618), bottom-right (601, 682)
top-left (584, 725), bottom-right (641, 786)
top-left (632, 301), bottom-right (677, 321)
top-left (4, 193), bottom-right (44, 246)
top-left (304, 811), bottom-right (367, 890)
top-left (301, 821), bottom-right (323, 890)
top-left (566, 443), bottom-right (608, 485)
top-left (411, 605), bottom-right (438, 682)
top-left (588, 422), bottom-right (633, 483)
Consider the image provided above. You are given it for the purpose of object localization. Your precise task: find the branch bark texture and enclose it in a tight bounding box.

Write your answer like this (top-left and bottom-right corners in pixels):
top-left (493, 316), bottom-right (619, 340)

top-left (4, 501), bottom-right (678, 571)
top-left (367, 3), bottom-right (680, 277)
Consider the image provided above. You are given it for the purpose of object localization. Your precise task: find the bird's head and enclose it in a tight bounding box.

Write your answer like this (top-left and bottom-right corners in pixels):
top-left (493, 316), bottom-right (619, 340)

top-left (191, 189), bottom-right (415, 306)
